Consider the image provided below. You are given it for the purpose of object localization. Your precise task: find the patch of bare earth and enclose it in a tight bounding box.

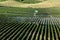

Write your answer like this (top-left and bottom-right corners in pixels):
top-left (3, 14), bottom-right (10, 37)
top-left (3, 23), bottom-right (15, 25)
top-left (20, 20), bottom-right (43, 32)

top-left (0, 1), bottom-right (60, 8)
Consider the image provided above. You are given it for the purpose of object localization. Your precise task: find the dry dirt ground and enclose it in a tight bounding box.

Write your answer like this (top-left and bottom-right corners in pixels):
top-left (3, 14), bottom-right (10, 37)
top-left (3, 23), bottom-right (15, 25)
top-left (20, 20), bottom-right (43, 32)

top-left (0, 0), bottom-right (60, 8)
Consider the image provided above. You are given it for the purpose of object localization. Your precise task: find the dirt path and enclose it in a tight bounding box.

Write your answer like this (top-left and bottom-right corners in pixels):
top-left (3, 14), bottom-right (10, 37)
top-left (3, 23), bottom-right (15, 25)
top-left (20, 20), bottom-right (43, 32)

top-left (0, 0), bottom-right (60, 8)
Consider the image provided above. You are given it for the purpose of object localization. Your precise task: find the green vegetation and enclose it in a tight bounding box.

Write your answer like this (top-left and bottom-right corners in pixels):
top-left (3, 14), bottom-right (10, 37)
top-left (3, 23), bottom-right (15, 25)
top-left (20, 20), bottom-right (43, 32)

top-left (0, 0), bottom-right (60, 40)
top-left (0, 6), bottom-right (60, 17)
top-left (0, 19), bottom-right (60, 40)
top-left (0, 0), bottom-right (6, 2)
top-left (15, 0), bottom-right (45, 4)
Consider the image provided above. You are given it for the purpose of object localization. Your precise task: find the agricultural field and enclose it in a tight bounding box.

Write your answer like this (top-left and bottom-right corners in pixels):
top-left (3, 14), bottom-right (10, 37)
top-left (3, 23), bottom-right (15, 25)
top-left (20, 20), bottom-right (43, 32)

top-left (0, 6), bottom-right (60, 17)
top-left (0, 17), bottom-right (60, 40)
top-left (0, 0), bottom-right (60, 40)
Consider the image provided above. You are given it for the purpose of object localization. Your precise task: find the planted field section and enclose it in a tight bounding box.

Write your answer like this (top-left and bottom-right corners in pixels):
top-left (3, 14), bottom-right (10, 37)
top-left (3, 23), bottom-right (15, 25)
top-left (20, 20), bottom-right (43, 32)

top-left (0, 7), bottom-right (60, 17)
top-left (0, 17), bottom-right (60, 40)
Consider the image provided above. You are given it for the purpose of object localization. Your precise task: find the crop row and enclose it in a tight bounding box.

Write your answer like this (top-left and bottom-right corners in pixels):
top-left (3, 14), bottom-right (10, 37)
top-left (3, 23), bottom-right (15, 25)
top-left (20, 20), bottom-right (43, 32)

top-left (0, 19), bottom-right (60, 40)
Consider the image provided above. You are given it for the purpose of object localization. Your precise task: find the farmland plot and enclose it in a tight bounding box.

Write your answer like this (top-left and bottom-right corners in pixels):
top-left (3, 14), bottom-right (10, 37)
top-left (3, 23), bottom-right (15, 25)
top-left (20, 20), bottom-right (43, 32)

top-left (0, 16), bottom-right (60, 40)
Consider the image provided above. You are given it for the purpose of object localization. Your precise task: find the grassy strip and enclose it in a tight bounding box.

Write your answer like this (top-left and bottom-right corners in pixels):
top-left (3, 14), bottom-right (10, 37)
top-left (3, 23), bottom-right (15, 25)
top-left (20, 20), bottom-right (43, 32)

top-left (0, 6), bottom-right (60, 17)
top-left (15, 0), bottom-right (43, 4)
top-left (0, 0), bottom-right (6, 2)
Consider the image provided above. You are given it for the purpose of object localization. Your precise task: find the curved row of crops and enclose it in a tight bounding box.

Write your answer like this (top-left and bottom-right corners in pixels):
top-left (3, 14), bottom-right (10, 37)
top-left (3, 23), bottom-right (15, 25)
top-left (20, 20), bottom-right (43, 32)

top-left (0, 17), bottom-right (60, 40)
